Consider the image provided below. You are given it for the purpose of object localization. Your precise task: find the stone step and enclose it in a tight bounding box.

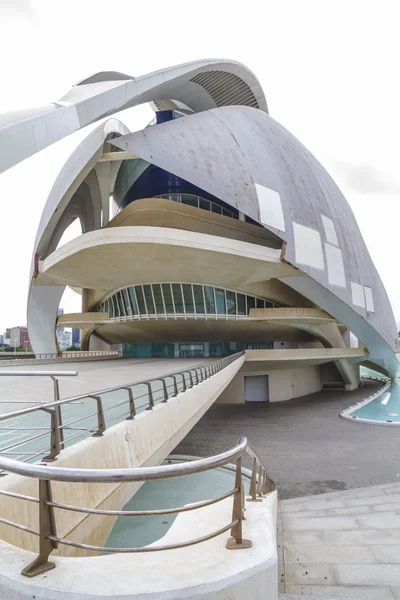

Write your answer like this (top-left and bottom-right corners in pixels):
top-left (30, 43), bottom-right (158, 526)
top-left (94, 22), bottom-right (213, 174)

top-left (281, 504), bottom-right (400, 519)
top-left (281, 482), bottom-right (400, 506)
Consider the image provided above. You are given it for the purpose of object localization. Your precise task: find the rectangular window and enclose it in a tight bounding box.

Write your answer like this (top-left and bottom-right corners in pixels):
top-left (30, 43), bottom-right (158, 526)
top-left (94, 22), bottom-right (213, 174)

top-left (172, 284), bottom-right (184, 313)
top-left (211, 203), bottom-right (222, 215)
top-left (118, 291), bottom-right (127, 317)
top-left (162, 284), bottom-right (174, 313)
top-left (143, 285), bottom-right (155, 314)
top-left (204, 286), bottom-right (215, 314)
top-left (256, 298), bottom-right (264, 308)
top-left (182, 284), bottom-right (195, 313)
top-left (128, 287), bottom-right (139, 315)
top-left (122, 289), bottom-right (132, 316)
top-left (111, 295), bottom-right (120, 318)
top-left (181, 194), bottom-right (198, 208)
top-left (246, 296), bottom-right (255, 313)
top-left (199, 198), bottom-right (211, 211)
top-left (237, 294), bottom-right (246, 315)
top-left (226, 291), bottom-right (236, 315)
top-left (152, 284), bottom-right (164, 315)
top-left (135, 286), bottom-right (147, 315)
top-left (193, 285), bottom-right (205, 314)
top-left (265, 300), bottom-right (273, 309)
top-left (215, 288), bottom-right (226, 314)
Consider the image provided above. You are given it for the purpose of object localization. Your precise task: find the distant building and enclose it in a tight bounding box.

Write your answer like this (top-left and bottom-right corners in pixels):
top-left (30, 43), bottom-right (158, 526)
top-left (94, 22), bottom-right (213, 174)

top-left (56, 329), bottom-right (71, 350)
top-left (57, 308), bottom-right (64, 332)
top-left (72, 328), bottom-right (80, 347)
top-left (10, 326), bottom-right (31, 350)
top-left (0, 334), bottom-right (4, 345)
top-left (5, 328), bottom-right (10, 340)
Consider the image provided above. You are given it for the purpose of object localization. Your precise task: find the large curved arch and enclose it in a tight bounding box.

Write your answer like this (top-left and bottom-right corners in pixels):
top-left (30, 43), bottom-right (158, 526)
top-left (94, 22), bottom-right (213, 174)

top-left (0, 59), bottom-right (268, 175)
top-left (27, 119), bottom-right (130, 354)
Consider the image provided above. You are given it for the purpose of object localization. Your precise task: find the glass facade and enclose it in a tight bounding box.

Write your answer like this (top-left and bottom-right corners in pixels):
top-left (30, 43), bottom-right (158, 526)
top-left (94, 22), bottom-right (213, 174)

top-left (123, 341), bottom-right (273, 359)
top-left (157, 193), bottom-right (239, 220)
top-left (95, 283), bottom-right (281, 320)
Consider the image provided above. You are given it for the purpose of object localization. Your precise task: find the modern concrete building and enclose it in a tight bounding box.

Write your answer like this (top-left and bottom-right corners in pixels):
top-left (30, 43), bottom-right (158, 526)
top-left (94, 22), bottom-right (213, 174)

top-left (1, 58), bottom-right (393, 400)
top-left (9, 326), bottom-right (30, 350)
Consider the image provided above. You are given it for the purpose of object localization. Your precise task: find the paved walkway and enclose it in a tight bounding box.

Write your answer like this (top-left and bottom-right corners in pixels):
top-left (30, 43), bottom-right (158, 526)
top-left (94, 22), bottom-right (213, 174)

top-left (0, 358), bottom-right (210, 413)
top-left (280, 482), bottom-right (400, 599)
top-left (175, 380), bottom-right (400, 499)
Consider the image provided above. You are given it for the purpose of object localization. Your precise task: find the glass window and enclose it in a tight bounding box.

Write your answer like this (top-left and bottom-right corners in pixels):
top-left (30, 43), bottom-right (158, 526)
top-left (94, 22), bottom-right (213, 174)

top-left (211, 203), bottom-right (222, 215)
top-left (172, 284), bottom-right (184, 313)
top-left (107, 298), bottom-right (114, 318)
top-left (204, 286), bottom-right (215, 314)
top-left (181, 194), bottom-right (198, 208)
top-left (265, 300), bottom-right (273, 309)
top-left (162, 284), bottom-right (174, 313)
top-left (111, 295), bottom-right (120, 318)
top-left (237, 294), bottom-right (246, 315)
top-left (182, 284), bottom-right (195, 313)
top-left (122, 289), bottom-right (132, 316)
top-left (143, 285), bottom-right (155, 314)
top-left (135, 286), bottom-right (147, 314)
top-left (118, 291), bottom-right (127, 317)
top-left (246, 296), bottom-right (255, 313)
top-left (128, 287), bottom-right (139, 315)
top-left (193, 285), bottom-right (205, 314)
top-left (152, 284), bottom-right (164, 314)
top-left (256, 298), bottom-right (264, 308)
top-left (215, 288), bottom-right (226, 314)
top-left (199, 198), bottom-right (211, 211)
top-left (223, 208), bottom-right (233, 217)
top-left (226, 291), bottom-right (236, 315)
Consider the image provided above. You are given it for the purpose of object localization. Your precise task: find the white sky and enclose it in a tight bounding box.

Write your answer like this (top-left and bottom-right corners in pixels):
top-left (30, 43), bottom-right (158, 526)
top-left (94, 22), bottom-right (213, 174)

top-left (1, 0), bottom-right (400, 334)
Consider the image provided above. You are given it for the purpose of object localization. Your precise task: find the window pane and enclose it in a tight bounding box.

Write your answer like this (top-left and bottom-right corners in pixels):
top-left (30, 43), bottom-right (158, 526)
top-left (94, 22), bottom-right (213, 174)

top-left (199, 198), bottom-right (211, 211)
top-left (135, 286), bottom-right (147, 314)
top-left (211, 203), bottom-right (222, 214)
top-left (215, 288), bottom-right (226, 314)
top-left (112, 295), bottom-right (120, 318)
top-left (204, 286), bottom-right (215, 314)
top-left (128, 288), bottom-right (139, 315)
top-left (237, 293), bottom-right (246, 315)
top-left (162, 284), bottom-right (174, 313)
top-left (182, 284), bottom-right (194, 313)
top-left (181, 194), bottom-right (198, 208)
top-left (108, 298), bottom-right (114, 318)
top-left (172, 284), bottom-right (184, 313)
top-left (122, 289), bottom-right (132, 316)
top-left (256, 298), bottom-right (264, 308)
top-left (265, 300), bottom-right (273, 309)
top-left (143, 285), bottom-right (155, 314)
top-left (193, 285), bottom-right (205, 314)
top-left (222, 208), bottom-right (232, 217)
top-left (152, 284), bottom-right (164, 314)
top-left (246, 296), bottom-right (255, 313)
top-left (226, 291), bottom-right (236, 315)
top-left (118, 291), bottom-right (127, 317)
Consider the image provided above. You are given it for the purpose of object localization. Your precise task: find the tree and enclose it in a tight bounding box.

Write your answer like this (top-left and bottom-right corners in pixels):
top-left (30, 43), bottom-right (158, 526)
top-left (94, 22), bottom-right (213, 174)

top-left (65, 345), bottom-right (80, 351)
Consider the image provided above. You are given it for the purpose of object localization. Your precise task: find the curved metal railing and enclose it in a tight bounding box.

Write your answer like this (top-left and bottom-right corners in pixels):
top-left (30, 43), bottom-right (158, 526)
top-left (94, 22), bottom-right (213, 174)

top-left (0, 436), bottom-right (274, 577)
top-left (0, 353), bottom-right (243, 463)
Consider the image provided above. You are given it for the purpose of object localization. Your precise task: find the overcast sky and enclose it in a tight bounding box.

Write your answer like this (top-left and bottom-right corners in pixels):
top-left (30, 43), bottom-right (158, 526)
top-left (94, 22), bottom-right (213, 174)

top-left (1, 0), bottom-right (400, 334)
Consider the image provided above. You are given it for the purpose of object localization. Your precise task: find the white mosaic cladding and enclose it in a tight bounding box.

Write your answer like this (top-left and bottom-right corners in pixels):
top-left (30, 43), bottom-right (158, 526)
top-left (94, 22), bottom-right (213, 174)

top-left (293, 222), bottom-right (324, 270)
top-left (321, 214), bottom-right (339, 246)
top-left (325, 243), bottom-right (346, 287)
top-left (351, 282), bottom-right (366, 308)
top-left (255, 183), bottom-right (285, 232)
top-left (364, 286), bottom-right (375, 313)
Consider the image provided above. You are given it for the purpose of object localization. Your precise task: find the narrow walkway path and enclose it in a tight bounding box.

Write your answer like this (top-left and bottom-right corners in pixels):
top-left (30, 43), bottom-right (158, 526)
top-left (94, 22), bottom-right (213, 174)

top-left (280, 482), bottom-right (400, 599)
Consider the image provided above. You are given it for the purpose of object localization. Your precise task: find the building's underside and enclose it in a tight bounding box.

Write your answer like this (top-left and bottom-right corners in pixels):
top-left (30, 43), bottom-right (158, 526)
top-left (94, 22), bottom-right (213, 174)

top-left (5, 58), bottom-right (395, 401)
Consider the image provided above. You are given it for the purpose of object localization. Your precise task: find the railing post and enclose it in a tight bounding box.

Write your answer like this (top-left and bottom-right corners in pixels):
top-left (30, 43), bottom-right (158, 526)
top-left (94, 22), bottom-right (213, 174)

top-left (89, 395), bottom-right (106, 436)
top-left (181, 373), bottom-right (187, 392)
top-left (257, 465), bottom-right (265, 497)
top-left (41, 407), bottom-right (62, 462)
top-left (146, 383), bottom-right (155, 409)
top-left (188, 371), bottom-right (194, 388)
top-left (226, 457), bottom-right (252, 549)
top-left (22, 480), bottom-right (57, 577)
top-left (247, 457), bottom-right (262, 502)
top-left (172, 375), bottom-right (179, 397)
top-left (161, 378), bottom-right (169, 402)
top-left (122, 387), bottom-right (136, 419)
top-left (194, 369), bottom-right (199, 385)
top-left (50, 376), bottom-right (64, 446)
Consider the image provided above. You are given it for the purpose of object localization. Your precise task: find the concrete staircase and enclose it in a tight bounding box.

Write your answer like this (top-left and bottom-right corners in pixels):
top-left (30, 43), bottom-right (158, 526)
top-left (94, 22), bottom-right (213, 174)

top-left (279, 482), bottom-right (400, 599)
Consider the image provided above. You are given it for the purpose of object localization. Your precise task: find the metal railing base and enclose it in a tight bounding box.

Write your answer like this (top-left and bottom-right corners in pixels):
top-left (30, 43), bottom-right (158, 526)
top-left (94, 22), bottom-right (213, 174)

top-left (226, 537), bottom-right (252, 550)
top-left (246, 497), bottom-right (262, 503)
top-left (22, 559), bottom-right (56, 578)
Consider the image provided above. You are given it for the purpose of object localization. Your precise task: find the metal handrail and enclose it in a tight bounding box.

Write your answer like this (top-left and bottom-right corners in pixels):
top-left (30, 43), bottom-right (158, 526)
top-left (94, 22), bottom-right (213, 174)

top-left (0, 353), bottom-right (244, 464)
top-left (0, 435), bottom-right (275, 578)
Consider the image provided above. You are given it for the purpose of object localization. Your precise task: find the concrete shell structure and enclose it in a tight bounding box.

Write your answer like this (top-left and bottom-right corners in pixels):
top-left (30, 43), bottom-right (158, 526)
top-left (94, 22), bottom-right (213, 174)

top-left (5, 58), bottom-right (395, 391)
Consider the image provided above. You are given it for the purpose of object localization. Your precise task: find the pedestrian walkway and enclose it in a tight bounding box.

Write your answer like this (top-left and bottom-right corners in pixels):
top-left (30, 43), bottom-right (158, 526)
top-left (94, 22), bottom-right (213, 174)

top-left (280, 482), bottom-right (400, 599)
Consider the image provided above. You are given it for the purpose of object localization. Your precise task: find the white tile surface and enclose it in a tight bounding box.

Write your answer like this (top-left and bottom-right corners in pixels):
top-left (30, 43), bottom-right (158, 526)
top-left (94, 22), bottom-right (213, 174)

top-left (255, 183), bottom-right (285, 231)
top-left (364, 286), bottom-right (375, 312)
top-left (325, 243), bottom-right (346, 287)
top-left (352, 282), bottom-right (366, 308)
top-left (321, 214), bottom-right (339, 246)
top-left (293, 222), bottom-right (324, 270)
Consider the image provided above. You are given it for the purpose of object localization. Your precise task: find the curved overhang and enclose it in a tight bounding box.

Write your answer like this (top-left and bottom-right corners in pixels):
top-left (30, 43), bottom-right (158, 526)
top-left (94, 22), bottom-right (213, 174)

top-left (0, 59), bottom-right (267, 175)
top-left (36, 226), bottom-right (290, 291)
